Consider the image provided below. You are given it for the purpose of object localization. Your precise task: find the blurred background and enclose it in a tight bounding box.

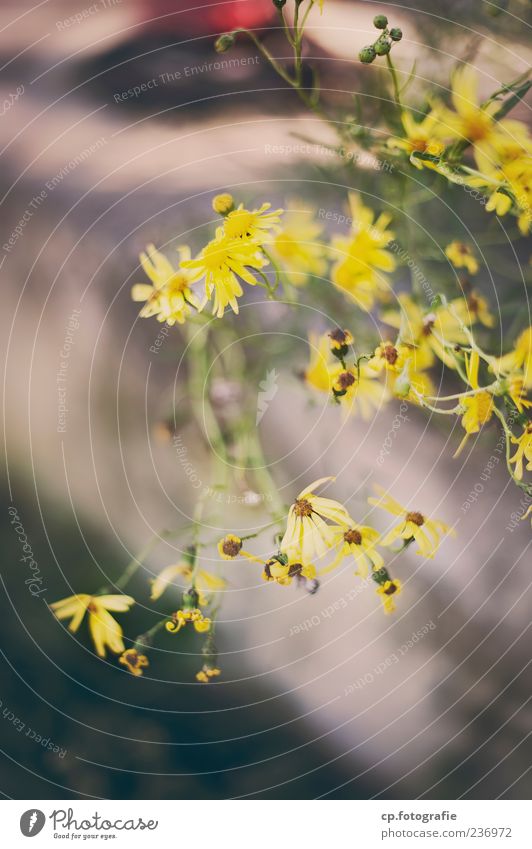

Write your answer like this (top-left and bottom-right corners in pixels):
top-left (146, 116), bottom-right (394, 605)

top-left (1, 0), bottom-right (532, 800)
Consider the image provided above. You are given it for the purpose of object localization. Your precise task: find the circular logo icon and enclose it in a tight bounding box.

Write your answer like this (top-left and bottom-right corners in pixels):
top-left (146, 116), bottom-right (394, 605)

top-left (20, 810), bottom-right (46, 837)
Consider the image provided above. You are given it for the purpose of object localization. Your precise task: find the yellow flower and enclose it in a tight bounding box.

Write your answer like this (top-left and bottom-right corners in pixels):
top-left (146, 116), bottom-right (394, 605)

top-left (507, 374), bottom-right (532, 413)
top-left (196, 664), bottom-right (221, 683)
top-left (449, 291), bottom-right (494, 328)
top-left (217, 534), bottom-right (263, 563)
top-left (262, 557), bottom-right (316, 587)
top-left (166, 608), bottom-right (211, 634)
top-left (321, 524), bottom-right (384, 576)
top-left (212, 193), bottom-right (234, 215)
top-left (280, 476), bottom-right (351, 564)
top-left (222, 202), bottom-right (283, 244)
top-left (182, 229), bottom-right (268, 317)
top-left (271, 204), bottom-right (327, 286)
top-left (445, 241), bottom-right (479, 275)
top-left (50, 593), bottom-right (135, 658)
top-left (381, 294), bottom-right (467, 370)
top-left (387, 109), bottom-right (446, 169)
top-left (437, 66), bottom-right (523, 169)
top-left (328, 328), bottom-right (354, 353)
top-left (330, 193), bottom-right (396, 311)
top-left (455, 350), bottom-right (494, 455)
top-left (131, 244), bottom-right (201, 325)
top-left (150, 562), bottom-right (226, 605)
top-left (119, 648), bottom-right (149, 677)
top-left (368, 486), bottom-right (454, 559)
top-left (331, 364), bottom-right (390, 419)
top-left (305, 332), bottom-right (333, 393)
top-left (509, 423), bottom-right (532, 480)
top-left (376, 579), bottom-right (402, 614)
top-left (494, 327), bottom-right (532, 389)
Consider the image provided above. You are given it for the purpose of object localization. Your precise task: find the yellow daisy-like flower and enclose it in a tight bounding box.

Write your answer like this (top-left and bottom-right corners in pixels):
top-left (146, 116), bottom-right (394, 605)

top-left (376, 579), bottom-right (402, 614)
top-left (455, 350), bottom-right (494, 456)
top-left (328, 328), bottom-right (354, 353)
top-left (182, 229), bottom-right (269, 317)
top-left (131, 244), bottom-right (201, 325)
top-left (280, 476), bottom-right (351, 564)
top-left (272, 204), bottom-right (327, 286)
top-left (222, 202), bottom-right (283, 244)
top-left (262, 557), bottom-right (317, 587)
top-left (509, 422), bottom-right (532, 480)
top-left (387, 109), bottom-right (446, 169)
top-left (196, 664), bottom-right (221, 683)
top-left (368, 341), bottom-right (433, 403)
top-left (166, 608), bottom-right (211, 634)
top-left (449, 291), bottom-right (494, 328)
top-left (494, 327), bottom-right (532, 389)
top-left (119, 648), bottom-right (149, 677)
top-left (330, 193), bottom-right (396, 312)
top-left (321, 524), bottom-right (384, 577)
top-left (445, 241), bottom-right (479, 275)
top-left (331, 364), bottom-right (390, 419)
top-left (150, 562), bottom-right (226, 605)
top-left (437, 66), bottom-right (523, 170)
top-left (381, 293), bottom-right (468, 370)
top-left (50, 593), bottom-right (135, 658)
top-left (368, 486), bottom-right (454, 559)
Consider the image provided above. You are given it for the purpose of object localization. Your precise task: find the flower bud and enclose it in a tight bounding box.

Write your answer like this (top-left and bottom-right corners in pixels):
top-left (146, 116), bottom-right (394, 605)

top-left (373, 14), bottom-right (388, 29)
top-left (212, 193), bottom-right (235, 215)
top-left (374, 38), bottom-right (391, 55)
top-left (215, 32), bottom-right (236, 53)
top-left (359, 45), bottom-right (376, 64)
top-left (389, 27), bottom-right (403, 41)
top-left (393, 359), bottom-right (411, 398)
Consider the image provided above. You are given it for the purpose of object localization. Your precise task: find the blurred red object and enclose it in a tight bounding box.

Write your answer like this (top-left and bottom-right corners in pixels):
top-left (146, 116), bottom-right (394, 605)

top-left (142, 0), bottom-right (276, 36)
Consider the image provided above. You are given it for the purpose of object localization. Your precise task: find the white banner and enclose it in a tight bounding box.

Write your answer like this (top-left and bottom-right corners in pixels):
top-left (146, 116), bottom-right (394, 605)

top-left (2, 800), bottom-right (530, 847)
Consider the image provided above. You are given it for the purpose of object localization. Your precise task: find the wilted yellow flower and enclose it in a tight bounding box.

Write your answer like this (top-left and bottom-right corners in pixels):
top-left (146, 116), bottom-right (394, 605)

top-left (387, 109), bottom-right (446, 169)
top-left (150, 562), bottom-right (225, 605)
top-left (272, 204), bottom-right (327, 286)
top-left (509, 423), bottom-right (532, 480)
top-left (196, 664), bottom-right (221, 683)
top-left (281, 476), bottom-right (351, 564)
top-left (182, 229), bottom-right (269, 317)
top-left (262, 557), bottom-right (316, 586)
top-left (217, 534), bottom-right (263, 563)
top-left (368, 486), bottom-right (454, 559)
top-left (222, 202), bottom-right (283, 244)
top-left (166, 608), bottom-right (211, 634)
top-left (131, 244), bottom-right (201, 325)
top-left (376, 579), bottom-right (402, 614)
top-left (119, 648), bottom-right (149, 677)
top-left (50, 593), bottom-right (135, 658)
top-left (445, 241), bottom-right (479, 275)
top-left (321, 524), bottom-right (384, 576)
top-left (330, 193), bottom-right (396, 311)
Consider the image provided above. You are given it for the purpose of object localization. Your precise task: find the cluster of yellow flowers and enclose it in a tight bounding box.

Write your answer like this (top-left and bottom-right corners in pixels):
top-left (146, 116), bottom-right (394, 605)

top-left (217, 477), bottom-right (454, 614)
top-left (132, 195), bottom-right (283, 322)
top-left (388, 66), bottom-right (532, 233)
